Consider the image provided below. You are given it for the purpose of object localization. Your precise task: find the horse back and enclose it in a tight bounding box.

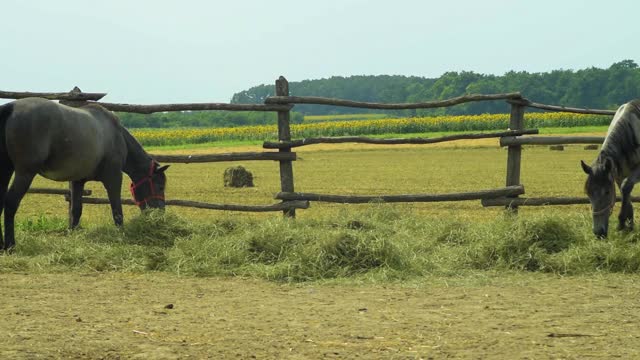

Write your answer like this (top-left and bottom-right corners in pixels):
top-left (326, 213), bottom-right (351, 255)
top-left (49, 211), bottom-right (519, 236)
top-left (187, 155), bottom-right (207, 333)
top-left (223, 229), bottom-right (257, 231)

top-left (5, 98), bottom-right (126, 181)
top-left (603, 100), bottom-right (640, 177)
top-left (618, 101), bottom-right (640, 144)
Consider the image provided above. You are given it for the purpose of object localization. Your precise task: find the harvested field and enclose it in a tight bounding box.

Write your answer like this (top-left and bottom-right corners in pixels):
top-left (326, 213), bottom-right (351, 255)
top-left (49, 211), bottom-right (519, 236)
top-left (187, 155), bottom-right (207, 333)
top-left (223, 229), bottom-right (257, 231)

top-left (2, 273), bottom-right (640, 358)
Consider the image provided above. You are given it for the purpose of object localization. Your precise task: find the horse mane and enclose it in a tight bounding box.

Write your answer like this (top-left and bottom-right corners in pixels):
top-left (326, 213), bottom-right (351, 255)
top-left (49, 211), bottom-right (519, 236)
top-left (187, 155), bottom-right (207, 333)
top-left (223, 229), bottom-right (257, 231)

top-left (630, 99), bottom-right (640, 113)
top-left (119, 126), bottom-right (144, 150)
top-left (599, 102), bottom-right (640, 175)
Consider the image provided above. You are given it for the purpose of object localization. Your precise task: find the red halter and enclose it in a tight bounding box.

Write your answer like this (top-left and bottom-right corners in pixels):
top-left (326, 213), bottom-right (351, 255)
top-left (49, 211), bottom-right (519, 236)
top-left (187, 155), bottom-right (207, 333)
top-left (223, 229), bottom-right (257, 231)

top-left (129, 160), bottom-right (165, 206)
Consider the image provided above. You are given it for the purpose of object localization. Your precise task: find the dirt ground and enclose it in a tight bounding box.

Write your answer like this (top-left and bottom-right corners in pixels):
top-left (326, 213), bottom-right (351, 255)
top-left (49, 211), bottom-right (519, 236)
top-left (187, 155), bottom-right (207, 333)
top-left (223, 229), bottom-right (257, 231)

top-left (1, 273), bottom-right (639, 359)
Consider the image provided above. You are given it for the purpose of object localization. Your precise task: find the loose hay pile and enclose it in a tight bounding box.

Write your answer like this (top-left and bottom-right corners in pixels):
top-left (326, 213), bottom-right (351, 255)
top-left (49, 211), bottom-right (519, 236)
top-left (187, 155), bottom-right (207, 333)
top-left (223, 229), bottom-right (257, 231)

top-left (224, 166), bottom-right (254, 188)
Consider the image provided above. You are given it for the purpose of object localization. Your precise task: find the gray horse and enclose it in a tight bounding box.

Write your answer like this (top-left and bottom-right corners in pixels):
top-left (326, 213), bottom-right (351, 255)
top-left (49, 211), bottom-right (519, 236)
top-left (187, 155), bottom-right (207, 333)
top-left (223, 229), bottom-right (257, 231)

top-left (0, 98), bottom-right (169, 250)
top-left (581, 99), bottom-right (640, 237)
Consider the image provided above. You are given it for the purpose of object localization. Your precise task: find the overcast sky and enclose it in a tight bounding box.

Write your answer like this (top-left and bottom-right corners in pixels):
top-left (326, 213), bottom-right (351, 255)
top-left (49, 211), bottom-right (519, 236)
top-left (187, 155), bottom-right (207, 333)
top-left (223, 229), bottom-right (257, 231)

top-left (2, 0), bottom-right (638, 104)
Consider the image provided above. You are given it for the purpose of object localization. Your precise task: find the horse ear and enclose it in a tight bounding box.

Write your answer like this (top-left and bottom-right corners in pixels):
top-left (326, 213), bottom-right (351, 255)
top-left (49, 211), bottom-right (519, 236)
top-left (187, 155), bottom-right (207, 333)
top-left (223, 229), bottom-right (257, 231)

top-left (581, 160), bottom-right (592, 175)
top-left (156, 165), bottom-right (170, 173)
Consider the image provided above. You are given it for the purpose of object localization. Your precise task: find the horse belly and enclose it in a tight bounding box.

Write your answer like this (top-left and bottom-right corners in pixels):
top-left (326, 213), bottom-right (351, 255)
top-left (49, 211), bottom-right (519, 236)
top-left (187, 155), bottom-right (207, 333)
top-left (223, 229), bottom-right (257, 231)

top-left (39, 143), bottom-right (104, 181)
top-left (39, 158), bottom-right (100, 181)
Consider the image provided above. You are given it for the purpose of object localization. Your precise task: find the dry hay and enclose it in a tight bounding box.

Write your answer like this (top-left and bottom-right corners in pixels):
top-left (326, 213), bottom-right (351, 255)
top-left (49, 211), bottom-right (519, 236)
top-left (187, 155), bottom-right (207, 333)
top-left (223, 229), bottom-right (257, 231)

top-left (224, 165), bottom-right (255, 188)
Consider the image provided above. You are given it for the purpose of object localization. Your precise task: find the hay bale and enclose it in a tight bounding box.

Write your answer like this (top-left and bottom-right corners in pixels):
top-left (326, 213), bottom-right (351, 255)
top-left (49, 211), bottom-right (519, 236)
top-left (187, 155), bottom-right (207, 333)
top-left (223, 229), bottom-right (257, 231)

top-left (584, 144), bottom-right (599, 150)
top-left (549, 145), bottom-right (564, 151)
top-left (223, 166), bottom-right (254, 188)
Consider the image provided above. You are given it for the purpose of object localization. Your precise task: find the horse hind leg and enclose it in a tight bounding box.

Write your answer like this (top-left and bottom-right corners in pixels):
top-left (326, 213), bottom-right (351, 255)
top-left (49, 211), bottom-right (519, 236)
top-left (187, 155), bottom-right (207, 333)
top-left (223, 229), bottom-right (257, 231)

top-left (3, 172), bottom-right (35, 250)
top-left (0, 163), bottom-right (14, 249)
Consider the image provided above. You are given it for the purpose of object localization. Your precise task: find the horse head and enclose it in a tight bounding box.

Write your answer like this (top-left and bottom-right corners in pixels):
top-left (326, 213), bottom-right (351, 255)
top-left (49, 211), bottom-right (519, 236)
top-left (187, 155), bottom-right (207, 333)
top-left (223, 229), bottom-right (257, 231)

top-left (130, 161), bottom-right (170, 210)
top-left (581, 158), bottom-right (616, 238)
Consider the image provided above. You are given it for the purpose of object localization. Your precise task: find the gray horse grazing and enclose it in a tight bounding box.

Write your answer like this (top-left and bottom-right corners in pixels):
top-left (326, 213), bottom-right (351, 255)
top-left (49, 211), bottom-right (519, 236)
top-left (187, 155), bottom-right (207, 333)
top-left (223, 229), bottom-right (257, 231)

top-left (0, 98), bottom-right (169, 250)
top-left (581, 99), bottom-right (640, 237)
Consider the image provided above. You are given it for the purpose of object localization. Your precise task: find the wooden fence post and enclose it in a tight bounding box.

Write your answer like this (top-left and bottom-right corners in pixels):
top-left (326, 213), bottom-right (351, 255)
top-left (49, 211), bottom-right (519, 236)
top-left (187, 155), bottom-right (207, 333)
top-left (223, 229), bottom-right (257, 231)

top-left (275, 76), bottom-right (296, 217)
top-left (505, 102), bottom-right (525, 212)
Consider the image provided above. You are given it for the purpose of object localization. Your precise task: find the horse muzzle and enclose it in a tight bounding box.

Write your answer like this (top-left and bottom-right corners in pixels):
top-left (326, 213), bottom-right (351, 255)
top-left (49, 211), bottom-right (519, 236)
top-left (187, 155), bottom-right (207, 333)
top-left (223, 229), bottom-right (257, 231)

top-left (139, 198), bottom-right (166, 211)
top-left (592, 223), bottom-right (608, 239)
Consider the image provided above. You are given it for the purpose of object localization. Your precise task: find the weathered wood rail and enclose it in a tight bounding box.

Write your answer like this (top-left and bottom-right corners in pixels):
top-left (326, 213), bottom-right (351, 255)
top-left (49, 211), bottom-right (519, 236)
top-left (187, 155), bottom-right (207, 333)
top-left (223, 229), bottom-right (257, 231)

top-left (508, 99), bottom-right (617, 116)
top-left (482, 196), bottom-right (640, 207)
top-left (500, 136), bottom-right (604, 147)
top-left (64, 195), bottom-right (310, 212)
top-left (276, 185), bottom-right (524, 204)
top-left (85, 101), bottom-right (292, 114)
top-left (1, 79), bottom-right (619, 223)
top-left (0, 88), bottom-right (106, 101)
top-left (264, 92), bottom-right (524, 109)
top-left (263, 129), bottom-right (539, 149)
top-left (150, 152), bottom-right (296, 163)
top-left (28, 188), bottom-right (92, 196)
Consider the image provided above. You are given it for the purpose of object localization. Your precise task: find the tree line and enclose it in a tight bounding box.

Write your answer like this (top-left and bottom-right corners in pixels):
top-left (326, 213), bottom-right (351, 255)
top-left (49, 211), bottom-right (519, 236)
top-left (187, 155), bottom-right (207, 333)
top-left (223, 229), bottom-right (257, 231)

top-left (119, 60), bottom-right (639, 128)
top-left (231, 60), bottom-right (640, 116)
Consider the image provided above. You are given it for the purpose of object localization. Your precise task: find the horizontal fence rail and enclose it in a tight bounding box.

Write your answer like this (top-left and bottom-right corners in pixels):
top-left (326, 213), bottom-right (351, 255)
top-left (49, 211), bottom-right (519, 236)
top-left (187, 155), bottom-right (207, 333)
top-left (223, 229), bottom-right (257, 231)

top-left (28, 188), bottom-right (92, 196)
top-left (509, 99), bottom-right (617, 116)
top-left (500, 136), bottom-right (604, 147)
top-left (482, 196), bottom-right (640, 207)
top-left (81, 101), bottom-right (292, 114)
top-left (150, 152), bottom-right (296, 163)
top-left (265, 92), bottom-right (524, 110)
top-left (264, 129), bottom-right (539, 149)
top-left (275, 185), bottom-right (524, 204)
top-left (0, 88), bottom-right (106, 101)
top-left (64, 196), bottom-right (310, 212)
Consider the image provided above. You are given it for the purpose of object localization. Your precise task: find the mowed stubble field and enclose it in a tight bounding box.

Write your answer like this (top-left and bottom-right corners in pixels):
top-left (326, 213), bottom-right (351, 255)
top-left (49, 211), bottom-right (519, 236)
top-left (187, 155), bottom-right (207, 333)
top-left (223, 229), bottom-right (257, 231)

top-left (4, 137), bottom-right (640, 358)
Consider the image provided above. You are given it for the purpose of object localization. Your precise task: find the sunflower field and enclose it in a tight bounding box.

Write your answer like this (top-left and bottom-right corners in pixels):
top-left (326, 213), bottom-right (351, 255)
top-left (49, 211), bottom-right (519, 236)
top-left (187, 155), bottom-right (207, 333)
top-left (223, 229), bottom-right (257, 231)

top-left (130, 112), bottom-right (610, 147)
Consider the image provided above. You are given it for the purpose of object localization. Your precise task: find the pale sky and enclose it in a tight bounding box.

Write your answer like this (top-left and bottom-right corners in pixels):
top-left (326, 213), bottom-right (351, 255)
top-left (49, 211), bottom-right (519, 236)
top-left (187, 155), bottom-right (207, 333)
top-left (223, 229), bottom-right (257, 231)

top-left (2, 0), bottom-right (638, 104)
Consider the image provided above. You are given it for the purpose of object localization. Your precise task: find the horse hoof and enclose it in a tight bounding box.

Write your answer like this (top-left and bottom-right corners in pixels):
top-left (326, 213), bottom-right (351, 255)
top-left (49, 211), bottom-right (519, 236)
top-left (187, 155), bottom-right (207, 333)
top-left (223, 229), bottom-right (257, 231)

top-left (617, 225), bottom-right (634, 233)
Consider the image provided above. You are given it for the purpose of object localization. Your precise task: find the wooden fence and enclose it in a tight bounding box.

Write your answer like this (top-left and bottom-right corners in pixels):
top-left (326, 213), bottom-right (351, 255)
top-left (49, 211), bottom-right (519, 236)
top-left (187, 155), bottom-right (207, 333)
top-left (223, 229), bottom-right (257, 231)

top-left (0, 79), bottom-right (620, 223)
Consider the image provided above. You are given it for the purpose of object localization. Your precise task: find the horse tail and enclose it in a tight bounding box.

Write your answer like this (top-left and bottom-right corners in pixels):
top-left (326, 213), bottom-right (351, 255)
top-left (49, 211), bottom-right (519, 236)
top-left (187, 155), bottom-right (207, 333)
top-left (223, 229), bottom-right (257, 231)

top-left (0, 102), bottom-right (14, 157)
top-left (0, 102), bottom-right (13, 122)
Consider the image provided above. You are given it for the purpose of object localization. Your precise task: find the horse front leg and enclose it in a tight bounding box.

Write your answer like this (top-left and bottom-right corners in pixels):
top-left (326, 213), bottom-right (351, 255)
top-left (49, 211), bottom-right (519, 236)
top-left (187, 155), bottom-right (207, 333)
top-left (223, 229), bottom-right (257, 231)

top-left (618, 196), bottom-right (634, 231)
top-left (3, 172), bottom-right (35, 250)
top-left (69, 180), bottom-right (86, 229)
top-left (102, 174), bottom-right (124, 227)
top-left (618, 170), bottom-right (640, 231)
